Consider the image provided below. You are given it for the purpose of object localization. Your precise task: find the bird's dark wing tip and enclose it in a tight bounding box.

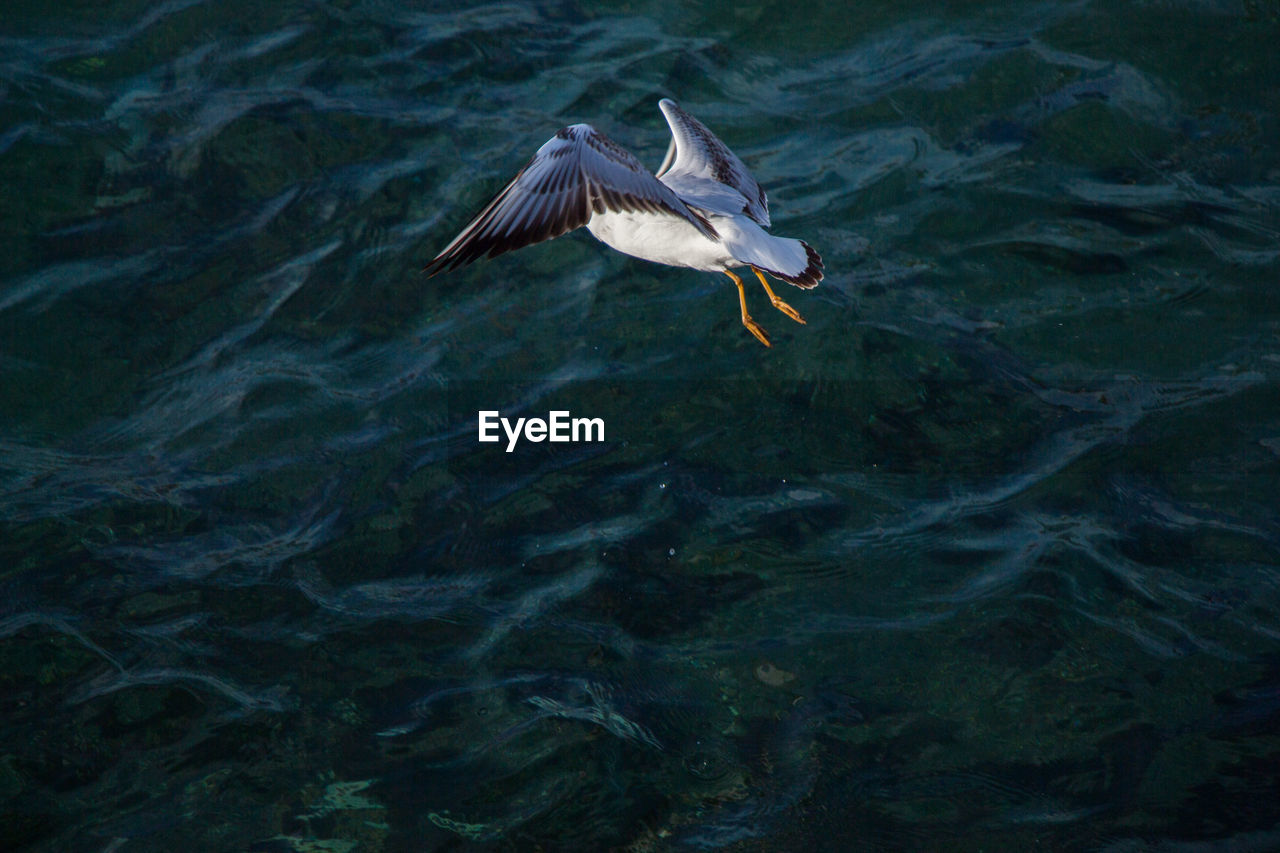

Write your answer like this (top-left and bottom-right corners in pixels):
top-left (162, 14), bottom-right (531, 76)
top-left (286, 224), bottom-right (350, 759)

top-left (422, 255), bottom-right (455, 277)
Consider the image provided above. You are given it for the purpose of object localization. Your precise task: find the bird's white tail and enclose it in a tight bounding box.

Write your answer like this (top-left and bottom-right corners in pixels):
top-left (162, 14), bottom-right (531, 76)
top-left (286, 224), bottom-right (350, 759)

top-left (744, 237), bottom-right (824, 289)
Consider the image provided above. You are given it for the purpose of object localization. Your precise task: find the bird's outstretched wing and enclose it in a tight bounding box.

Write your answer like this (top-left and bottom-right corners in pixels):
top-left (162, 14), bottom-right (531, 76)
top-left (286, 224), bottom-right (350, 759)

top-left (656, 98), bottom-right (770, 227)
top-left (425, 123), bottom-right (718, 275)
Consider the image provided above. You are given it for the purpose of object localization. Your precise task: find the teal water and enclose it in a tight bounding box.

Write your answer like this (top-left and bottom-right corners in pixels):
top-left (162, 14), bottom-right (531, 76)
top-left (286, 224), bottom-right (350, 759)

top-left (2, 0), bottom-right (1280, 850)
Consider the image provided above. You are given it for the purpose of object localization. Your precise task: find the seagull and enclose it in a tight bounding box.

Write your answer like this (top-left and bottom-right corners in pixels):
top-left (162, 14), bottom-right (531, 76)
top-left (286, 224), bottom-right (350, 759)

top-left (424, 98), bottom-right (823, 347)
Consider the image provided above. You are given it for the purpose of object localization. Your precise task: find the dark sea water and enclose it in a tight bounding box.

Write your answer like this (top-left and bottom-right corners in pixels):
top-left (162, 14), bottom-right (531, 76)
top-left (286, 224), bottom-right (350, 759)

top-left (3, 0), bottom-right (1280, 850)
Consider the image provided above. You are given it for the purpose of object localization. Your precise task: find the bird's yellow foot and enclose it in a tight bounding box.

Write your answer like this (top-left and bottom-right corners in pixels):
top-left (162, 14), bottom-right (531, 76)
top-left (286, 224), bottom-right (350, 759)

top-left (725, 270), bottom-right (772, 347)
top-left (743, 315), bottom-right (772, 347)
top-left (751, 266), bottom-right (806, 325)
top-left (769, 297), bottom-right (806, 325)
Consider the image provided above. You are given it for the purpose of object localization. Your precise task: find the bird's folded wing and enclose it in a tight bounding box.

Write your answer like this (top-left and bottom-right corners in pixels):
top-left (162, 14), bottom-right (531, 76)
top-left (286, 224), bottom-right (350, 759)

top-left (425, 124), bottom-right (718, 275)
top-left (657, 98), bottom-right (770, 227)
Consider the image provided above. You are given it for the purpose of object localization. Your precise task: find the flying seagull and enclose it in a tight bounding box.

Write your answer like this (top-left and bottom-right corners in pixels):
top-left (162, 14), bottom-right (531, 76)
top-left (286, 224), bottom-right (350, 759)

top-left (424, 98), bottom-right (823, 347)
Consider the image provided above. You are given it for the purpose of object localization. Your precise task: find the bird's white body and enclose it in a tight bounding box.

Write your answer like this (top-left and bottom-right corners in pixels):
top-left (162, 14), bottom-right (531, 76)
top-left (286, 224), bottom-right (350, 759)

top-left (586, 209), bottom-right (733, 270)
top-left (587, 209), bottom-right (810, 278)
